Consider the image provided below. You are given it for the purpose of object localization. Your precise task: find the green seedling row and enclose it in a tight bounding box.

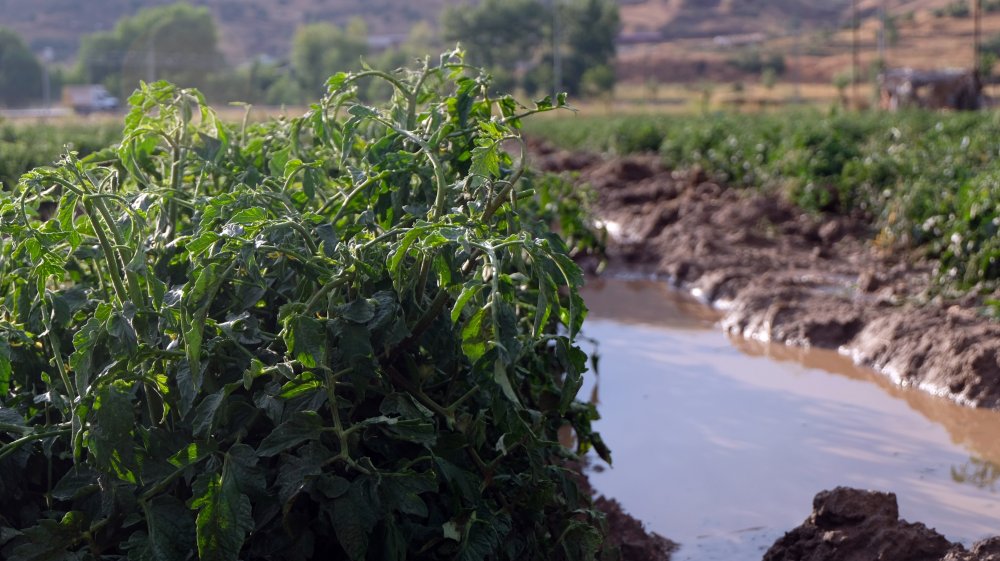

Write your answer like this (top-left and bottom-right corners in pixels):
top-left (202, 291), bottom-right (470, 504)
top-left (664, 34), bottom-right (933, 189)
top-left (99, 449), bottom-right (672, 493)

top-left (528, 110), bottom-right (1000, 295)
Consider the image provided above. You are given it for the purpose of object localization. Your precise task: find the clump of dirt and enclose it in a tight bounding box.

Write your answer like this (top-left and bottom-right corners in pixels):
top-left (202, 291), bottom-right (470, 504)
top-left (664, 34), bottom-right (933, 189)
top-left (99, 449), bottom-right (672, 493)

top-left (763, 487), bottom-right (986, 561)
top-left (533, 143), bottom-right (1000, 409)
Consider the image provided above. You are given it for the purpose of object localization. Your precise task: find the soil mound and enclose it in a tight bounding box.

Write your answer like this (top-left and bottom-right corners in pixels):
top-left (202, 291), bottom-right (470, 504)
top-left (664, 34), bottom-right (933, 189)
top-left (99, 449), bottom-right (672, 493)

top-left (534, 145), bottom-right (1000, 409)
top-left (764, 487), bottom-right (1000, 561)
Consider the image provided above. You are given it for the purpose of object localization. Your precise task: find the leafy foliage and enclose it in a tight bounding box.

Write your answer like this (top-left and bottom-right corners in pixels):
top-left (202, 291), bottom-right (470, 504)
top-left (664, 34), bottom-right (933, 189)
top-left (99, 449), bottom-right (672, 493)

top-left (0, 52), bottom-right (613, 560)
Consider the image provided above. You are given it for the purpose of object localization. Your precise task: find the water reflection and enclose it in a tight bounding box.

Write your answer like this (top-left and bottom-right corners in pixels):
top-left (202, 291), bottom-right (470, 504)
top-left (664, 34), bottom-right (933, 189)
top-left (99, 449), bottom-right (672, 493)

top-left (732, 336), bottom-right (1000, 476)
top-left (581, 277), bottom-right (719, 330)
top-left (578, 278), bottom-right (1000, 558)
top-left (952, 457), bottom-right (1000, 492)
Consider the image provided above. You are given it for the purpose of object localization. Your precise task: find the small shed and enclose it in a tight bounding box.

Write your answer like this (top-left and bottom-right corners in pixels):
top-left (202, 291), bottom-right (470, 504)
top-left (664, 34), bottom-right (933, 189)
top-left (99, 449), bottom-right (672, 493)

top-left (878, 68), bottom-right (983, 111)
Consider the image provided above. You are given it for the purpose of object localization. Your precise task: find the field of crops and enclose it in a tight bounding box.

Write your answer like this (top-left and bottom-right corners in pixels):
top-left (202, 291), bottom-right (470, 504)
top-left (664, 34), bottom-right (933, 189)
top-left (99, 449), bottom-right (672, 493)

top-left (527, 110), bottom-right (1000, 295)
top-left (0, 120), bottom-right (122, 192)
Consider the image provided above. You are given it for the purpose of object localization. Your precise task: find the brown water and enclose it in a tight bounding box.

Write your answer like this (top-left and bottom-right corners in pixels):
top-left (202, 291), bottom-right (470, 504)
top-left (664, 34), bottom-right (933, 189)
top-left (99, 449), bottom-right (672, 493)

top-left (579, 278), bottom-right (1000, 561)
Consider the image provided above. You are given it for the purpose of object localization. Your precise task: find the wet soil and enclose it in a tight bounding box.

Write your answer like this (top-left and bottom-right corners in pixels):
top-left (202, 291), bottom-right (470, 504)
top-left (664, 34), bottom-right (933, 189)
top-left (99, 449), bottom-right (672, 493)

top-left (532, 143), bottom-right (1000, 410)
top-left (765, 487), bottom-right (1000, 561)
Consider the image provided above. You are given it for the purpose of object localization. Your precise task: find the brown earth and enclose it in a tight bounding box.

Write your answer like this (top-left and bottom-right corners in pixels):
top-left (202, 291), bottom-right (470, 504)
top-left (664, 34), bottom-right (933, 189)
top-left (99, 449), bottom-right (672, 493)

top-left (533, 143), bottom-right (1000, 410)
top-left (765, 487), bottom-right (1000, 561)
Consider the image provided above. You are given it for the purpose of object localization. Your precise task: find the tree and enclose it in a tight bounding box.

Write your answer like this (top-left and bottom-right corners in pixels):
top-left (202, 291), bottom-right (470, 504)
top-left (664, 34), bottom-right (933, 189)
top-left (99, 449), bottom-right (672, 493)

top-left (291, 19), bottom-right (368, 98)
top-left (366, 21), bottom-right (442, 101)
top-left (560, 0), bottom-right (619, 96)
top-left (75, 3), bottom-right (224, 97)
top-left (761, 67), bottom-right (778, 90)
top-left (442, 0), bottom-right (545, 72)
top-left (0, 28), bottom-right (43, 107)
top-left (442, 0), bottom-right (618, 97)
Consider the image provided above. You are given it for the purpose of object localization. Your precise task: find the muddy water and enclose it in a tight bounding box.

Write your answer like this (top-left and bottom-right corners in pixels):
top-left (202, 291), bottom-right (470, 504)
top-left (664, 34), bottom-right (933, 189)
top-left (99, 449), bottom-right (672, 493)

top-left (579, 278), bottom-right (1000, 561)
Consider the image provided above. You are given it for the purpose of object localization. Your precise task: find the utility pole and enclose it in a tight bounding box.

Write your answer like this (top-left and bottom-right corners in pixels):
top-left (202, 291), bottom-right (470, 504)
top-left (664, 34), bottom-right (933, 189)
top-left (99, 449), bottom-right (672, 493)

top-left (792, 19), bottom-right (802, 104)
top-left (40, 47), bottom-right (54, 110)
top-left (852, 0), bottom-right (860, 107)
top-left (974, 0), bottom-right (982, 79)
top-left (878, 0), bottom-right (886, 63)
top-left (146, 43), bottom-right (156, 83)
top-left (551, 0), bottom-right (562, 96)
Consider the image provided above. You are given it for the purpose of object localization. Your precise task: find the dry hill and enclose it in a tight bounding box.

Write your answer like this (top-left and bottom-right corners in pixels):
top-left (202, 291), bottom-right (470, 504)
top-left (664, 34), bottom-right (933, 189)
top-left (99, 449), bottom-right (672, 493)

top-left (2, 0), bottom-right (992, 87)
top-left (0, 0), bottom-right (448, 64)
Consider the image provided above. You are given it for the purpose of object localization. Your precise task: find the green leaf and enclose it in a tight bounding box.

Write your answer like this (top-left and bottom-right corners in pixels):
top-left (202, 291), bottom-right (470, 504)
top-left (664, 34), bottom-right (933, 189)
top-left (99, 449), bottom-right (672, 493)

top-left (191, 389), bottom-right (227, 439)
top-left (256, 411), bottom-right (323, 457)
top-left (107, 309), bottom-right (139, 354)
top-left (191, 459), bottom-right (253, 561)
top-left (10, 513), bottom-right (86, 561)
top-left (0, 340), bottom-right (10, 395)
top-left (276, 441), bottom-right (330, 504)
top-left (186, 231), bottom-right (220, 255)
top-left (326, 72), bottom-right (349, 91)
top-left (470, 143), bottom-right (500, 182)
top-left (451, 281), bottom-right (484, 324)
top-left (50, 465), bottom-right (99, 502)
top-left (317, 474), bottom-right (350, 499)
top-left (269, 147), bottom-right (290, 178)
top-left (90, 382), bottom-right (137, 482)
top-left (167, 441), bottom-right (215, 469)
top-left (493, 359), bottom-right (522, 407)
top-left (0, 406), bottom-right (24, 431)
top-left (142, 496), bottom-right (197, 561)
top-left (283, 314), bottom-right (327, 369)
top-left (69, 317), bottom-right (101, 393)
top-left (331, 480), bottom-right (377, 561)
top-left (381, 472), bottom-right (435, 518)
top-left (460, 307), bottom-right (490, 362)
top-left (225, 444), bottom-right (267, 498)
top-left (228, 207), bottom-right (267, 226)
top-left (347, 104), bottom-right (378, 119)
top-left (387, 226), bottom-right (424, 274)
top-left (338, 299), bottom-right (375, 323)
top-left (457, 517), bottom-right (501, 561)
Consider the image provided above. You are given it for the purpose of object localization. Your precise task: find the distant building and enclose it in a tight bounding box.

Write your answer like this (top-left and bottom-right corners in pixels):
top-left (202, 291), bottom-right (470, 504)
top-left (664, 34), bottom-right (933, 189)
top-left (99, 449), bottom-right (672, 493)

top-left (616, 31), bottom-right (666, 46)
top-left (712, 33), bottom-right (766, 49)
top-left (879, 68), bottom-right (983, 111)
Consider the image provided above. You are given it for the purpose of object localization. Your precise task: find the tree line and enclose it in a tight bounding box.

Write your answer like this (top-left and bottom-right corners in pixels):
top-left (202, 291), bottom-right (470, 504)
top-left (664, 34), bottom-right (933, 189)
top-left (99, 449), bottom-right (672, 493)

top-left (0, 0), bottom-right (618, 108)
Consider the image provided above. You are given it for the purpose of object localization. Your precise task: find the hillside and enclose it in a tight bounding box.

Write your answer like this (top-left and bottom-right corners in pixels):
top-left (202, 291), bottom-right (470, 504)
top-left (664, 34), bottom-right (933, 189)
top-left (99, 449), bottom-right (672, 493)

top-left (617, 0), bottom-right (999, 86)
top-left (0, 0), bottom-right (448, 64)
top-left (2, 0), bottom-right (991, 86)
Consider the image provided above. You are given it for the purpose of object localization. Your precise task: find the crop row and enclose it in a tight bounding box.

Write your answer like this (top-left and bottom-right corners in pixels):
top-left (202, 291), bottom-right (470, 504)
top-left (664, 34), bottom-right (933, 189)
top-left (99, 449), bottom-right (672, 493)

top-left (0, 120), bottom-right (121, 191)
top-left (527, 110), bottom-right (1000, 294)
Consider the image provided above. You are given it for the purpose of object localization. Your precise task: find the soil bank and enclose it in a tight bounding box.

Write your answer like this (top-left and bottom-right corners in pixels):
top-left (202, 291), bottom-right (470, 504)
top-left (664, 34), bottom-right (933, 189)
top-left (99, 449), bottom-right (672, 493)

top-left (533, 143), bottom-right (1000, 410)
top-left (532, 142), bottom-right (1000, 559)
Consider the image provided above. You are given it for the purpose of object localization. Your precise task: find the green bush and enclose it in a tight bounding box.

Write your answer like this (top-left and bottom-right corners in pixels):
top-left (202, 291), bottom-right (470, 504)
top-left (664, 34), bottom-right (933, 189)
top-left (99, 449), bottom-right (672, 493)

top-left (0, 54), bottom-right (613, 560)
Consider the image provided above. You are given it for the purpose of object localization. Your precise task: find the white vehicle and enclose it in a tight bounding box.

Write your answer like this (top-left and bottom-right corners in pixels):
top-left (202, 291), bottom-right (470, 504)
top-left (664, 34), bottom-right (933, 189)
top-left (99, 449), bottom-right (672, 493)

top-left (62, 85), bottom-right (120, 114)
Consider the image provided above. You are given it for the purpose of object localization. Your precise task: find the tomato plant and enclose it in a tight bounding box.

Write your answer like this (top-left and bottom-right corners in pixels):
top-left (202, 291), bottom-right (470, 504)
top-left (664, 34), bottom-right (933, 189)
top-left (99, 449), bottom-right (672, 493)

top-left (0, 52), bottom-right (613, 561)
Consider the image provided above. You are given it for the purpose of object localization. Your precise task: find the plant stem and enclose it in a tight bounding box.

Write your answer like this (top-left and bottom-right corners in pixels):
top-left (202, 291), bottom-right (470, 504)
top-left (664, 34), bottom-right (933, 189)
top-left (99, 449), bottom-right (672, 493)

top-left (0, 428), bottom-right (71, 462)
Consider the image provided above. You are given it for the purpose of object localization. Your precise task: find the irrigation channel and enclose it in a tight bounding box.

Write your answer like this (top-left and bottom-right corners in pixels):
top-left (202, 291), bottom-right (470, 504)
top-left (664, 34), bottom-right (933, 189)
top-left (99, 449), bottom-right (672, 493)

top-left (577, 277), bottom-right (1000, 561)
